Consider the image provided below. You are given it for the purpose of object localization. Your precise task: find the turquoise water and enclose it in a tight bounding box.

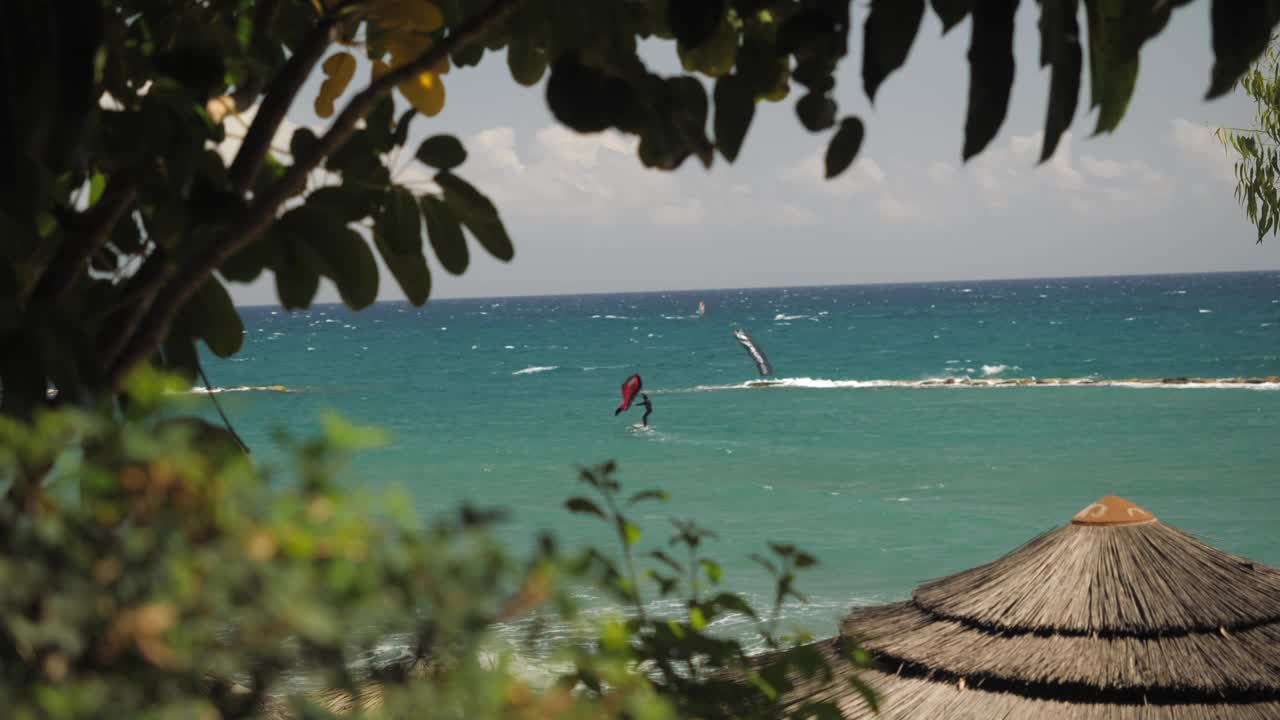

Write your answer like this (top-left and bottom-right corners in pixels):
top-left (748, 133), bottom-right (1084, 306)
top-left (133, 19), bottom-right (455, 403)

top-left (198, 271), bottom-right (1280, 644)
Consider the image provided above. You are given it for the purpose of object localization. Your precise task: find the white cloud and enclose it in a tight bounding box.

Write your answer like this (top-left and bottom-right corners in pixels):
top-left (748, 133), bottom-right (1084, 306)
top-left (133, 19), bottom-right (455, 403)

top-left (963, 129), bottom-right (1173, 218)
top-left (781, 149), bottom-right (885, 196)
top-left (1167, 117), bottom-right (1234, 184)
top-left (471, 127), bottom-right (526, 173)
top-left (927, 161), bottom-right (956, 184)
top-left (877, 193), bottom-right (926, 222)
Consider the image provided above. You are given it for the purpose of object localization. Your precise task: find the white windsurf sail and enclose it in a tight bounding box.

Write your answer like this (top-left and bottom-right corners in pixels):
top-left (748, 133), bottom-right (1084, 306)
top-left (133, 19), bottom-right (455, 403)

top-left (733, 328), bottom-right (773, 376)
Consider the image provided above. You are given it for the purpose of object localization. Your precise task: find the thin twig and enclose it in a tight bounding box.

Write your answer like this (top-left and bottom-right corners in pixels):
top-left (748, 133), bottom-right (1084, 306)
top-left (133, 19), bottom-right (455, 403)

top-left (198, 364), bottom-right (251, 454)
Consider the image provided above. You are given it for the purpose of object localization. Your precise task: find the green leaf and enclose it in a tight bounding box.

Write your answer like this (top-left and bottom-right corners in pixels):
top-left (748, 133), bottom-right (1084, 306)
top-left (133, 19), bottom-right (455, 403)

top-left (367, 96), bottom-right (395, 152)
top-left (326, 130), bottom-right (389, 185)
top-left (275, 238), bottom-right (321, 309)
top-left (668, 0), bottom-right (726, 48)
top-left (930, 0), bottom-right (970, 33)
top-left (621, 520), bottom-right (642, 547)
top-left (306, 185), bottom-right (372, 224)
top-left (88, 172), bottom-right (106, 206)
top-left (1082, 0), bottom-right (1177, 135)
top-left (321, 411), bottom-right (391, 450)
top-left (392, 109), bottom-right (415, 148)
top-left (796, 92), bottom-right (837, 132)
top-left (507, 37), bottom-right (548, 86)
top-left (649, 550), bottom-right (684, 573)
top-left (416, 134), bottom-right (468, 170)
top-left (187, 276), bottom-right (243, 358)
top-left (420, 195), bottom-right (468, 275)
top-left (565, 497), bottom-right (605, 519)
top-left (667, 75), bottom-right (713, 168)
top-left (373, 235), bottom-right (431, 305)
top-left (700, 558), bottom-right (723, 584)
top-left (709, 591), bottom-right (757, 619)
top-left (862, 0), bottom-right (925, 101)
top-left (435, 172), bottom-right (514, 261)
top-left (689, 605), bottom-right (707, 630)
top-left (1039, 0), bottom-right (1081, 162)
top-left (161, 332), bottom-right (199, 384)
top-left (305, 227), bottom-right (378, 310)
top-left (824, 116), bottom-right (865, 178)
top-left (1208, 0), bottom-right (1280, 98)
top-left (376, 186), bottom-right (421, 254)
top-left (626, 489), bottom-right (669, 506)
top-left (290, 127), bottom-right (318, 160)
top-left (713, 76), bottom-right (754, 163)
top-left (962, 0), bottom-right (1017, 160)
top-left (546, 51), bottom-right (628, 134)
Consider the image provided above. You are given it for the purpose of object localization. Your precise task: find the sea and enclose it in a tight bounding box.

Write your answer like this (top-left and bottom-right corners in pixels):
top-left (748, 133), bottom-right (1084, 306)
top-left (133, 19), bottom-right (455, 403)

top-left (193, 270), bottom-right (1280, 657)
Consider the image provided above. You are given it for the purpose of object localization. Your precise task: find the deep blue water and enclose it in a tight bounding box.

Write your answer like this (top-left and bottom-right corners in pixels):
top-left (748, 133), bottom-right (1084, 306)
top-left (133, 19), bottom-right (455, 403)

top-left (196, 271), bottom-right (1280, 647)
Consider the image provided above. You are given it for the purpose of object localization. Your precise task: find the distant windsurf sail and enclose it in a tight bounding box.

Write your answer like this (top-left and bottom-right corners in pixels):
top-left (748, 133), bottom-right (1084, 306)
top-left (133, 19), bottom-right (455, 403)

top-left (698, 300), bottom-right (706, 317)
top-left (733, 328), bottom-right (773, 377)
top-left (615, 373), bottom-right (643, 414)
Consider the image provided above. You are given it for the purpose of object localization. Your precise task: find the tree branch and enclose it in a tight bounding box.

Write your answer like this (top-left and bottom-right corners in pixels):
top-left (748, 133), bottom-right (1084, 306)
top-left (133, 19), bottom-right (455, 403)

top-left (227, 16), bottom-right (338, 194)
top-left (102, 0), bottom-right (523, 390)
top-left (31, 170), bottom-right (139, 303)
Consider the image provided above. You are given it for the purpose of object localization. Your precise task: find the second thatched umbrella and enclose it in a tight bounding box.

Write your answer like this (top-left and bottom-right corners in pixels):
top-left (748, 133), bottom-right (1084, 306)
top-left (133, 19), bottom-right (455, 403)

top-left (761, 495), bottom-right (1280, 718)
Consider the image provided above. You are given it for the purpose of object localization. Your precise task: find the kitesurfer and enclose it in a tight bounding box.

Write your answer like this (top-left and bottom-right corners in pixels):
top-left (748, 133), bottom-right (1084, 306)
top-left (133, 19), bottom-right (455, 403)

top-left (638, 393), bottom-right (653, 426)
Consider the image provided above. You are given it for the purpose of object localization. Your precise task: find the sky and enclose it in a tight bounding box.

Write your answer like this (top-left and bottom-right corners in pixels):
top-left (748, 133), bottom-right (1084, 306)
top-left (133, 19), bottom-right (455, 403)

top-left (222, 2), bottom-right (1280, 305)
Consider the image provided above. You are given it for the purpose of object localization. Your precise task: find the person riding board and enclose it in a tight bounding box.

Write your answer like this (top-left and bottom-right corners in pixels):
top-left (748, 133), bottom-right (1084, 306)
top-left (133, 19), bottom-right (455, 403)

top-left (637, 393), bottom-right (653, 427)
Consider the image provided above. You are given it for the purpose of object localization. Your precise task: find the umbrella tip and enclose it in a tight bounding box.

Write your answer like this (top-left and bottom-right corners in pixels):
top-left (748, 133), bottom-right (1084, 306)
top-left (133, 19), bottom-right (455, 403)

top-left (1071, 495), bottom-right (1157, 526)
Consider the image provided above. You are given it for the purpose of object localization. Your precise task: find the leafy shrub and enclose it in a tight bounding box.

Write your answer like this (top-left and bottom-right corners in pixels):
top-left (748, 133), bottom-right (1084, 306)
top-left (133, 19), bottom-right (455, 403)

top-left (0, 373), bottom-right (872, 718)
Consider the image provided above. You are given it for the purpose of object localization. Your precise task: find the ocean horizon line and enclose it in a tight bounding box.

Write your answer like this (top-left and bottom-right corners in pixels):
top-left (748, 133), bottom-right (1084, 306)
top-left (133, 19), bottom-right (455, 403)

top-left (231, 268), bottom-right (1280, 309)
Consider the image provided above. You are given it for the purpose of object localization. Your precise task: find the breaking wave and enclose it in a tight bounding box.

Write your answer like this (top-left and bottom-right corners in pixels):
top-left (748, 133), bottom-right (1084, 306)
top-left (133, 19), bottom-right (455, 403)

top-left (658, 376), bottom-right (1280, 393)
top-left (512, 366), bottom-right (559, 375)
top-left (189, 385), bottom-right (301, 394)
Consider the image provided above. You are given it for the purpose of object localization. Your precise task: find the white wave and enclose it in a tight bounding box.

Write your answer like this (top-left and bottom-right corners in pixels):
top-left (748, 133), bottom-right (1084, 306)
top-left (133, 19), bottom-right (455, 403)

top-left (504, 345), bottom-right (515, 349)
top-left (774, 313), bottom-right (809, 321)
top-left (189, 385), bottom-right (299, 394)
top-left (512, 366), bottom-right (558, 375)
top-left (1199, 308), bottom-right (1213, 314)
top-left (981, 364), bottom-right (1019, 376)
top-left (658, 375), bottom-right (1280, 393)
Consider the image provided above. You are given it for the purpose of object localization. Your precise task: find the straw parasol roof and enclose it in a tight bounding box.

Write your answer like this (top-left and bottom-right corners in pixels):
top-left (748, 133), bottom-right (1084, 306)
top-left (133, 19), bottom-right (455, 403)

top-left (759, 495), bottom-right (1280, 718)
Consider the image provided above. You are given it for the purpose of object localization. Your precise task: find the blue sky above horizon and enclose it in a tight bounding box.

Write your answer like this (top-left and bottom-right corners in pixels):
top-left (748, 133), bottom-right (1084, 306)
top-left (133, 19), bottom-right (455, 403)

top-left (222, 3), bottom-right (1280, 305)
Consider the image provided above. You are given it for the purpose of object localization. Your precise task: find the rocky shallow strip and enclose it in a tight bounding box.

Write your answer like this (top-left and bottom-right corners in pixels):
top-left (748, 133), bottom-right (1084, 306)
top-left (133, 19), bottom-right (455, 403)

top-left (914, 376), bottom-right (1280, 388)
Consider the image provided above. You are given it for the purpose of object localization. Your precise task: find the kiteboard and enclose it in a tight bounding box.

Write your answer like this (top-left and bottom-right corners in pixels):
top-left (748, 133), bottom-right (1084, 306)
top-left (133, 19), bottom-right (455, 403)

top-left (745, 380), bottom-right (785, 388)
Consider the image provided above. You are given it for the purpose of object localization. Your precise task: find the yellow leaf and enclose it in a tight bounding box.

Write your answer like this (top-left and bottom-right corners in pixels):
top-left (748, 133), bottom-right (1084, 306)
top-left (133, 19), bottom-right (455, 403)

top-left (402, 0), bottom-right (444, 31)
top-left (369, 0), bottom-right (444, 31)
top-left (315, 51), bottom-right (356, 118)
top-left (314, 93), bottom-right (335, 118)
top-left (398, 71), bottom-right (445, 116)
top-left (322, 51), bottom-right (356, 87)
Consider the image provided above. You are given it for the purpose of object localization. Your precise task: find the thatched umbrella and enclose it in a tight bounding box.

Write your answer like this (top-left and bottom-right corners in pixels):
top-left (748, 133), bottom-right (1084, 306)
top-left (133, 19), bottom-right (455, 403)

top-left (762, 495), bottom-right (1280, 719)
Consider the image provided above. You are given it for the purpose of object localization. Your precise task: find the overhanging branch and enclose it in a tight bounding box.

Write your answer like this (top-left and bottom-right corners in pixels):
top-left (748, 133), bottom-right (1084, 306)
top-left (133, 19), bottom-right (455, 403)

top-left (227, 16), bottom-right (338, 194)
top-left (102, 0), bottom-right (522, 389)
top-left (32, 170), bottom-right (140, 304)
